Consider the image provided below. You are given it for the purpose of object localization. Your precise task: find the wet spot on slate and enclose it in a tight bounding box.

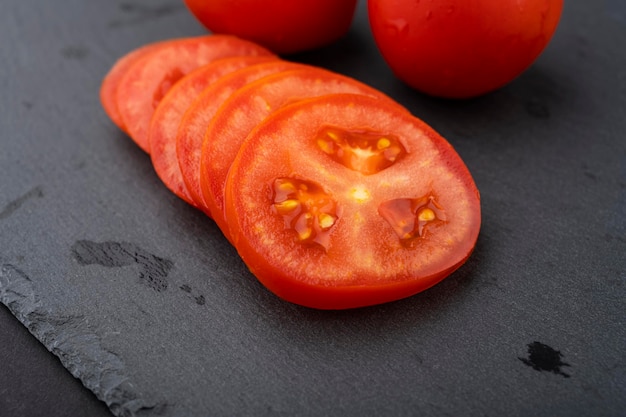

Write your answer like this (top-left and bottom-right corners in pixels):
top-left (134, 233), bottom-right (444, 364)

top-left (0, 186), bottom-right (44, 220)
top-left (109, 2), bottom-right (186, 27)
top-left (179, 284), bottom-right (206, 306)
top-left (60, 45), bottom-right (89, 60)
top-left (71, 240), bottom-right (173, 292)
top-left (519, 341), bottom-right (571, 378)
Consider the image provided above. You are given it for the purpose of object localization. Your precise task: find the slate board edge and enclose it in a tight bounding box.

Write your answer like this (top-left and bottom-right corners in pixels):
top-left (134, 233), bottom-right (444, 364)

top-left (0, 262), bottom-right (158, 417)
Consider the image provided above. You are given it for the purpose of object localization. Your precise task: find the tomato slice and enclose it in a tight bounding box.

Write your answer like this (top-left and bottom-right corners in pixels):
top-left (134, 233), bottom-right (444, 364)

top-left (116, 35), bottom-right (274, 153)
top-left (199, 68), bottom-right (406, 240)
top-left (100, 40), bottom-right (172, 133)
top-left (176, 60), bottom-right (309, 213)
top-left (224, 94), bottom-right (481, 309)
top-left (148, 55), bottom-right (278, 208)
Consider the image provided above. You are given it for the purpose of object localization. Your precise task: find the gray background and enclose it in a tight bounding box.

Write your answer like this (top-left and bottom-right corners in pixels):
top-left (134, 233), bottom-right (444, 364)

top-left (1, 0), bottom-right (624, 416)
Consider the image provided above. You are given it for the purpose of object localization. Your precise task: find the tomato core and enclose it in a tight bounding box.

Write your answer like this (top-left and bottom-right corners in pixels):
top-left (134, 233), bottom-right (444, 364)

top-left (316, 126), bottom-right (407, 175)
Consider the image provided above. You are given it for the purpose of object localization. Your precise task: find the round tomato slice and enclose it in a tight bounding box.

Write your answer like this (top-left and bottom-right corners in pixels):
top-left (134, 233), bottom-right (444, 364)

top-left (176, 60), bottom-right (309, 213)
top-left (116, 35), bottom-right (274, 153)
top-left (224, 94), bottom-right (481, 310)
top-left (148, 55), bottom-right (278, 209)
top-left (200, 68), bottom-right (405, 239)
top-left (100, 40), bottom-right (171, 133)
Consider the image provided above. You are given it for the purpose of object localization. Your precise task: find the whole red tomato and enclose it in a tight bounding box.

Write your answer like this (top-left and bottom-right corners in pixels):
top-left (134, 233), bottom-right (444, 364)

top-left (184, 0), bottom-right (358, 55)
top-left (368, 0), bottom-right (564, 98)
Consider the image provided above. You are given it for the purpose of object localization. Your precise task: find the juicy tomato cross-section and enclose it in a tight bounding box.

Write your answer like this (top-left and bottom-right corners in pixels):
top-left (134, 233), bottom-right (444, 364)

top-left (224, 94), bottom-right (481, 310)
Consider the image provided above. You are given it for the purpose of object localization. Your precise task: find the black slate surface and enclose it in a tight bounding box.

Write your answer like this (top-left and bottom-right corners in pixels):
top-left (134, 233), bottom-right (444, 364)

top-left (1, 1), bottom-right (625, 416)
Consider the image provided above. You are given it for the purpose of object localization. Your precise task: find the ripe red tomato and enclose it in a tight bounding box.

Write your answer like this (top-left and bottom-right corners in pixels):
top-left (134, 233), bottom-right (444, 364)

top-left (183, 0), bottom-right (358, 55)
top-left (368, 0), bottom-right (564, 98)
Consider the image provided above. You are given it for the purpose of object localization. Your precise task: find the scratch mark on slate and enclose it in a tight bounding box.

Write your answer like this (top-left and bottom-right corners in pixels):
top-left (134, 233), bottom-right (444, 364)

top-left (108, 2), bottom-right (186, 28)
top-left (0, 186), bottom-right (44, 220)
top-left (71, 240), bottom-right (173, 292)
top-left (519, 341), bottom-right (571, 378)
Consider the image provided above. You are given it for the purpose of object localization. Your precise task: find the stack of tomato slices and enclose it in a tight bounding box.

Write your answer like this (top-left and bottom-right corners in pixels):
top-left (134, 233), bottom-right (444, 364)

top-left (100, 34), bottom-right (481, 310)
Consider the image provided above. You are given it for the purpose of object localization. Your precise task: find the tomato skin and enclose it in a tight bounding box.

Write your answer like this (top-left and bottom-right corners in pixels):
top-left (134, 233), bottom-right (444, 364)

top-left (183, 0), bottom-right (358, 54)
top-left (368, 0), bottom-right (564, 98)
top-left (225, 94), bottom-right (481, 309)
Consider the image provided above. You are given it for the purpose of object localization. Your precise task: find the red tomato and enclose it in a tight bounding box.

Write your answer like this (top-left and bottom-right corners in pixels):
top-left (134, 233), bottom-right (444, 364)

top-left (368, 0), bottom-right (564, 98)
top-left (224, 94), bottom-right (481, 309)
top-left (183, 0), bottom-right (358, 54)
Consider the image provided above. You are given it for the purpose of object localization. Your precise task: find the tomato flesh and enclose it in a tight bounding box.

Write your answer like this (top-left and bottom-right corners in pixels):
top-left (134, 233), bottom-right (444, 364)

top-left (116, 35), bottom-right (274, 153)
top-left (176, 60), bottom-right (309, 213)
top-left (148, 56), bottom-right (278, 209)
top-left (100, 40), bottom-right (171, 133)
top-left (224, 94), bottom-right (481, 309)
top-left (199, 67), bottom-right (404, 239)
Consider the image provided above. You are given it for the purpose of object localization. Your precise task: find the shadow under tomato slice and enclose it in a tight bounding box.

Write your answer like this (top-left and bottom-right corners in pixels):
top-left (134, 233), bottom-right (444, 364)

top-left (224, 94), bottom-right (481, 310)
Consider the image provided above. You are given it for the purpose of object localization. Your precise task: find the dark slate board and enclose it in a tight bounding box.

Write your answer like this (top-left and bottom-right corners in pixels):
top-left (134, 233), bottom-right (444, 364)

top-left (1, 1), bottom-right (625, 416)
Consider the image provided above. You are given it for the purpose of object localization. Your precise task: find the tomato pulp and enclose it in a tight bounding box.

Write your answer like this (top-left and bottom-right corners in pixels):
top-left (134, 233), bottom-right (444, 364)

top-left (115, 35), bottom-right (274, 153)
top-left (176, 60), bottom-right (309, 212)
top-left (148, 55), bottom-right (278, 208)
top-left (200, 67), bottom-right (404, 239)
